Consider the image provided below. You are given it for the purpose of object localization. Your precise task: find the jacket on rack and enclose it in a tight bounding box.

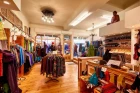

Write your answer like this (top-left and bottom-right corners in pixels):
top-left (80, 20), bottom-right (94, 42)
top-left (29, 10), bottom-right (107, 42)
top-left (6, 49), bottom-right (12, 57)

top-left (41, 55), bottom-right (65, 78)
top-left (1, 50), bottom-right (22, 93)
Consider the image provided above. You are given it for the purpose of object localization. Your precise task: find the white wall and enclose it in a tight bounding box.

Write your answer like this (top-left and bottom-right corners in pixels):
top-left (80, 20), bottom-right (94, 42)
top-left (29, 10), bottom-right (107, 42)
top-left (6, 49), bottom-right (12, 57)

top-left (4, 10), bottom-right (37, 39)
top-left (125, 5), bottom-right (140, 29)
top-left (13, 0), bottom-right (21, 11)
top-left (118, 1), bottom-right (140, 21)
top-left (12, 10), bottom-right (29, 29)
top-left (99, 20), bottom-right (130, 36)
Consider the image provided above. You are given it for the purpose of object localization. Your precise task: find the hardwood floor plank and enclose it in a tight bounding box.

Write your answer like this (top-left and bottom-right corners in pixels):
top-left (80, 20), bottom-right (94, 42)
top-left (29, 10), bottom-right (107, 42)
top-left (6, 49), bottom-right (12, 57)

top-left (19, 62), bottom-right (82, 93)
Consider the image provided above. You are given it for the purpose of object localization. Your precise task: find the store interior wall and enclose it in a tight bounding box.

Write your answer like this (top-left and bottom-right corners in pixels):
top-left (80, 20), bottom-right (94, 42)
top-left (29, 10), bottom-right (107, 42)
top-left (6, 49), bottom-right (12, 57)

top-left (13, 0), bottom-right (21, 10)
top-left (3, 10), bottom-right (37, 39)
top-left (118, 1), bottom-right (140, 21)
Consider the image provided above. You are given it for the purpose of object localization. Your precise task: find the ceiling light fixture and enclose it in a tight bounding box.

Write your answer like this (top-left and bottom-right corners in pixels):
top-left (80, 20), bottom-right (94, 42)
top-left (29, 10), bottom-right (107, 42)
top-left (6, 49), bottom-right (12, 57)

top-left (101, 15), bottom-right (111, 20)
top-left (41, 9), bottom-right (54, 23)
top-left (3, 0), bottom-right (10, 5)
top-left (70, 11), bottom-right (92, 26)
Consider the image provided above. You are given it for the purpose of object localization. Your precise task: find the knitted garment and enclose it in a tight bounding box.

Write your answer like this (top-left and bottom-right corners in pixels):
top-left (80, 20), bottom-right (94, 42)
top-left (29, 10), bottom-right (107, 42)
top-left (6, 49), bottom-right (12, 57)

top-left (0, 20), bottom-right (7, 40)
top-left (131, 75), bottom-right (140, 90)
top-left (105, 71), bottom-right (110, 82)
top-left (102, 83), bottom-right (117, 93)
top-left (89, 73), bottom-right (98, 86)
top-left (87, 44), bottom-right (95, 57)
top-left (110, 73), bottom-right (115, 84)
top-left (117, 74), bottom-right (125, 88)
top-left (133, 43), bottom-right (140, 60)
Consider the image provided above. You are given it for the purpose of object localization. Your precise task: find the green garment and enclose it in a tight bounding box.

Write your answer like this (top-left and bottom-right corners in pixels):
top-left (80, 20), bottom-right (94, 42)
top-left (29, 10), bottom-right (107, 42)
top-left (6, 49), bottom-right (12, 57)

top-left (87, 44), bottom-right (95, 57)
top-left (3, 83), bottom-right (9, 93)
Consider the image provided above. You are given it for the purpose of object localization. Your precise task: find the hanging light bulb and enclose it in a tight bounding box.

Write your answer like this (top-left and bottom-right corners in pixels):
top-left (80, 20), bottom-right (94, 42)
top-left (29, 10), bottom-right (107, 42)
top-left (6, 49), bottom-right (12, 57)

top-left (47, 19), bottom-right (51, 23)
top-left (50, 18), bottom-right (54, 23)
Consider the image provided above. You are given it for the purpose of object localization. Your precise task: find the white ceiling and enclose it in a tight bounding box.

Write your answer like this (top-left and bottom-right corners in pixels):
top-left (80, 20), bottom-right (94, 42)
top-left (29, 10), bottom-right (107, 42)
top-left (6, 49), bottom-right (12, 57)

top-left (73, 9), bottom-right (112, 30)
top-left (21, 0), bottom-right (139, 31)
top-left (21, 0), bottom-right (110, 30)
top-left (21, 0), bottom-right (86, 26)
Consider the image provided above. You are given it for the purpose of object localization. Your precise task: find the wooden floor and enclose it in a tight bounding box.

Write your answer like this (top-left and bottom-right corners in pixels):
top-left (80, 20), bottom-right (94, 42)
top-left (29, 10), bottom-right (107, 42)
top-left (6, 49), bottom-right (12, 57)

top-left (19, 62), bottom-right (81, 93)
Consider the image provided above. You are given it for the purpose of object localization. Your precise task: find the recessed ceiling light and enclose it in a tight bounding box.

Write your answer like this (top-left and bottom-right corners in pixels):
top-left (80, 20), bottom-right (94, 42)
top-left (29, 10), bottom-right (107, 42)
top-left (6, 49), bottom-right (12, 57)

top-left (69, 11), bottom-right (92, 26)
top-left (3, 0), bottom-right (10, 5)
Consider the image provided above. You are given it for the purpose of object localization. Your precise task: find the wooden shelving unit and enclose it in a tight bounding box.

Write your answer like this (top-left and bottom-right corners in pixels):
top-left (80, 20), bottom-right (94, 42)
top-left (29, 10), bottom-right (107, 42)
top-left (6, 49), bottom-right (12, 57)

top-left (104, 33), bottom-right (131, 63)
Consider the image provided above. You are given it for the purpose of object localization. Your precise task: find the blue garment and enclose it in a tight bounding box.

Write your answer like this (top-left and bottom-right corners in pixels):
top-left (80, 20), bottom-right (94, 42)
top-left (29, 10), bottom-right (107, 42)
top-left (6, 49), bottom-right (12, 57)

top-left (82, 47), bottom-right (85, 54)
top-left (35, 57), bottom-right (41, 62)
top-left (26, 52), bottom-right (34, 66)
top-left (89, 73), bottom-right (98, 86)
top-left (18, 46), bottom-right (24, 66)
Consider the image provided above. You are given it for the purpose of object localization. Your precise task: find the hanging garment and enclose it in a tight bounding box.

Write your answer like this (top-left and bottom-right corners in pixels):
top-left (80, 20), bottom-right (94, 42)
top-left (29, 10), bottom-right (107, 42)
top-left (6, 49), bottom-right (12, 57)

top-left (131, 75), bottom-right (140, 91)
top-left (41, 55), bottom-right (65, 78)
top-left (117, 74), bottom-right (125, 89)
top-left (36, 45), bottom-right (41, 56)
top-left (110, 73), bottom-right (115, 84)
top-left (87, 44), bottom-right (95, 57)
top-left (24, 54), bottom-right (31, 73)
top-left (2, 50), bottom-right (22, 93)
top-left (133, 43), bottom-right (140, 60)
top-left (18, 46), bottom-right (24, 66)
top-left (57, 44), bottom-right (62, 54)
top-left (103, 49), bottom-right (111, 62)
top-left (99, 68), bottom-right (104, 79)
top-left (41, 56), bottom-right (48, 75)
top-left (79, 44), bottom-right (82, 52)
top-left (88, 73), bottom-right (98, 86)
top-left (11, 48), bottom-right (19, 64)
top-left (74, 44), bottom-right (78, 53)
top-left (105, 71), bottom-right (110, 82)
top-left (98, 46), bottom-right (104, 57)
top-left (0, 40), bottom-right (8, 50)
top-left (0, 20), bottom-right (7, 40)
top-left (0, 53), bottom-right (3, 76)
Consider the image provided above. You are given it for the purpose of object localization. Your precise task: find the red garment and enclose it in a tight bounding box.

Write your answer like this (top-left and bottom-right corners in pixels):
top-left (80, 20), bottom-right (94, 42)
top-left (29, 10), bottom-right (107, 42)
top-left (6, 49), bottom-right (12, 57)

top-left (133, 43), bottom-right (139, 60)
top-left (0, 53), bottom-right (3, 76)
top-left (102, 83), bottom-right (117, 93)
top-left (105, 71), bottom-right (110, 82)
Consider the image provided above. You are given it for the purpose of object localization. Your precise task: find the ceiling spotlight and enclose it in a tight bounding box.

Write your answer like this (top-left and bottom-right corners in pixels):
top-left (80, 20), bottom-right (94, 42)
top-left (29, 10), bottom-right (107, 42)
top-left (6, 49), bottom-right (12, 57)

top-left (3, 0), bottom-right (10, 5)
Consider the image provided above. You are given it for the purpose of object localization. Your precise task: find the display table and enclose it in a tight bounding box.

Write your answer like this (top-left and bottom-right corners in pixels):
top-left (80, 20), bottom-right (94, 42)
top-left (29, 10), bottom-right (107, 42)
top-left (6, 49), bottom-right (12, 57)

top-left (72, 57), bottom-right (78, 64)
top-left (87, 60), bottom-right (136, 85)
top-left (63, 54), bottom-right (71, 62)
top-left (78, 56), bottom-right (102, 79)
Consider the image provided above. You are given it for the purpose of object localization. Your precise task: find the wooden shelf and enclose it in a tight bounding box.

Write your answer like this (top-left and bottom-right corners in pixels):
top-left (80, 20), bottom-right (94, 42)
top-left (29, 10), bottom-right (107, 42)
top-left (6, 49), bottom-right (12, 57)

top-left (104, 39), bottom-right (130, 43)
top-left (105, 47), bottom-right (131, 49)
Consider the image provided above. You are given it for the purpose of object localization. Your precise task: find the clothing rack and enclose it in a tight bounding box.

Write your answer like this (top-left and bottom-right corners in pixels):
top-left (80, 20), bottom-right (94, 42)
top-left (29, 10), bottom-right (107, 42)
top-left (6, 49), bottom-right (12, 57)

top-left (10, 44), bottom-right (26, 84)
top-left (41, 54), bottom-right (65, 83)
